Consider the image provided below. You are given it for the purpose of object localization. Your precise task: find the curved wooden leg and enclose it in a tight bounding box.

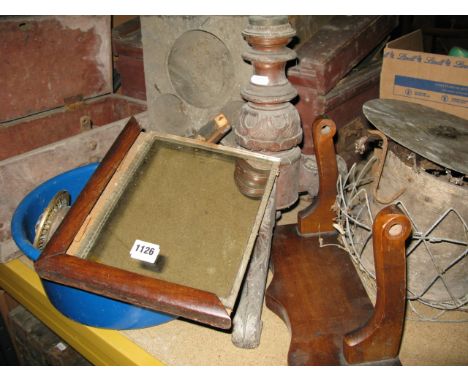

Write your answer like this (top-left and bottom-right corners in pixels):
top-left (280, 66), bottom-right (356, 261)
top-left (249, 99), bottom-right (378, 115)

top-left (232, 188), bottom-right (276, 348)
top-left (297, 118), bottom-right (338, 235)
top-left (343, 205), bottom-right (412, 364)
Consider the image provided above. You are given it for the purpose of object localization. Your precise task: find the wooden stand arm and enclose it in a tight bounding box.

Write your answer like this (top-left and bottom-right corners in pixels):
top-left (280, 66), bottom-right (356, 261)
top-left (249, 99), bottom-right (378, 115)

top-left (269, 115), bottom-right (411, 365)
top-left (343, 205), bottom-right (411, 364)
top-left (297, 118), bottom-right (338, 235)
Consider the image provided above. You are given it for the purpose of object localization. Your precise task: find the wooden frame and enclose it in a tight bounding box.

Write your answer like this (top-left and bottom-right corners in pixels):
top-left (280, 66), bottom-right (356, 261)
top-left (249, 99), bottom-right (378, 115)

top-left (35, 117), bottom-right (279, 329)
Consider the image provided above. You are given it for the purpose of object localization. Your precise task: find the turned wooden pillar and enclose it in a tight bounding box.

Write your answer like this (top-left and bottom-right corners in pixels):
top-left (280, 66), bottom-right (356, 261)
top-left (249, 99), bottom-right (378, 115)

top-left (234, 16), bottom-right (302, 210)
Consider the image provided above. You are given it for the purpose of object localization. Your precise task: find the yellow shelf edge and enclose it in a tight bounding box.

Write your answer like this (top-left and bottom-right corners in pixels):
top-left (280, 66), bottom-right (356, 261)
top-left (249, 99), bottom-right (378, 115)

top-left (0, 258), bottom-right (165, 366)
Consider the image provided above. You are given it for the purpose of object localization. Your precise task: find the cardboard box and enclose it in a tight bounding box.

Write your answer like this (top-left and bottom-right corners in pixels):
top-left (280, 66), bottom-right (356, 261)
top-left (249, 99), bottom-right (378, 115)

top-left (380, 30), bottom-right (468, 119)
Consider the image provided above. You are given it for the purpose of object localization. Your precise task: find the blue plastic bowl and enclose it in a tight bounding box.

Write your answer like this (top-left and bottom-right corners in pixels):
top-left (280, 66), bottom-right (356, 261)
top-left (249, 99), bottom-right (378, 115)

top-left (11, 163), bottom-right (174, 329)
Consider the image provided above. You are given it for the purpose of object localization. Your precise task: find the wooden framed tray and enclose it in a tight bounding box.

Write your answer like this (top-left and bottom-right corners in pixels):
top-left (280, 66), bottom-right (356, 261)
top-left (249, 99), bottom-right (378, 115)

top-left (35, 117), bottom-right (279, 329)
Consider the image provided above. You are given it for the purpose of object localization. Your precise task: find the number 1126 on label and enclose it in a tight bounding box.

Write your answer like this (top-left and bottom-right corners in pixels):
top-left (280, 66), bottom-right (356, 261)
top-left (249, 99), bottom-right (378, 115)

top-left (130, 239), bottom-right (160, 264)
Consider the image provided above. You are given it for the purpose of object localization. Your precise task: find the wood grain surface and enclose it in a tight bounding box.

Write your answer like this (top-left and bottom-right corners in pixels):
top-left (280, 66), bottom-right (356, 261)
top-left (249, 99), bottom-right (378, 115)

top-left (266, 116), bottom-right (411, 365)
top-left (266, 226), bottom-right (374, 365)
top-left (297, 118), bottom-right (338, 235)
top-left (344, 205), bottom-right (411, 364)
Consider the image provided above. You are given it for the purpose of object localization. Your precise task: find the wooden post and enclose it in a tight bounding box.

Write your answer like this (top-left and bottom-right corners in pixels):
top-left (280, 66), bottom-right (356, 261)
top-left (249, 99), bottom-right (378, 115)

top-left (232, 188), bottom-right (276, 348)
top-left (231, 16), bottom-right (302, 348)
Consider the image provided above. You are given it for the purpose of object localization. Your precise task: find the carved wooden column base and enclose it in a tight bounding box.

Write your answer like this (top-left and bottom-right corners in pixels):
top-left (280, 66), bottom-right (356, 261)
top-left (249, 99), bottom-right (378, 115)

top-left (234, 16), bottom-right (302, 209)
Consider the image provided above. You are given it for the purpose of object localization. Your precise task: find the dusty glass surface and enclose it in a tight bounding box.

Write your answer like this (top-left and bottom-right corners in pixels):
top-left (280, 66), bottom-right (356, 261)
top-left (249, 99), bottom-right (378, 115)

top-left (86, 139), bottom-right (269, 299)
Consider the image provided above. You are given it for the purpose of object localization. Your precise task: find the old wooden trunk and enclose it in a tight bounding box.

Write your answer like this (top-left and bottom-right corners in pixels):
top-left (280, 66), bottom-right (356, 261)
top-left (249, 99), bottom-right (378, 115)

top-left (288, 16), bottom-right (398, 155)
top-left (0, 16), bottom-right (147, 262)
